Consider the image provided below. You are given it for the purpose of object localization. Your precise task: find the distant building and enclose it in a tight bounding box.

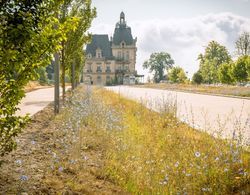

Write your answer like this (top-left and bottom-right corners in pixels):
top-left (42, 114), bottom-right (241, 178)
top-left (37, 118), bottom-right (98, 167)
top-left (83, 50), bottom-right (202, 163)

top-left (83, 12), bottom-right (137, 85)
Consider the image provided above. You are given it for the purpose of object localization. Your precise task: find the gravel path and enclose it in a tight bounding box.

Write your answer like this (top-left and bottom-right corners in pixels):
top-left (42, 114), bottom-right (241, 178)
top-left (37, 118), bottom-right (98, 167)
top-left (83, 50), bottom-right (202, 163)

top-left (106, 86), bottom-right (250, 144)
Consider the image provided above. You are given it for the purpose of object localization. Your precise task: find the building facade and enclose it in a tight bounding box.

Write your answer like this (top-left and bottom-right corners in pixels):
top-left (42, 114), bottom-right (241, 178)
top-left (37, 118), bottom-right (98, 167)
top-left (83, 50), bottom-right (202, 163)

top-left (83, 12), bottom-right (137, 85)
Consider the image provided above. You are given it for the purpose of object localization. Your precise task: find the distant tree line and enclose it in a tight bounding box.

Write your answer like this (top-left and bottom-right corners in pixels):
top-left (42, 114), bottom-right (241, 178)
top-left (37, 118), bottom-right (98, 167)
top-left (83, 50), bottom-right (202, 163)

top-left (143, 52), bottom-right (188, 84)
top-left (143, 32), bottom-right (250, 85)
top-left (192, 32), bottom-right (250, 85)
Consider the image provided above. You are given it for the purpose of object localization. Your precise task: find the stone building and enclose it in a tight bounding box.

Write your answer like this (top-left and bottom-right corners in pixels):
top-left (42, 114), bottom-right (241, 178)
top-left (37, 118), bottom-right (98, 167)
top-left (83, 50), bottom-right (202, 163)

top-left (83, 12), bottom-right (137, 85)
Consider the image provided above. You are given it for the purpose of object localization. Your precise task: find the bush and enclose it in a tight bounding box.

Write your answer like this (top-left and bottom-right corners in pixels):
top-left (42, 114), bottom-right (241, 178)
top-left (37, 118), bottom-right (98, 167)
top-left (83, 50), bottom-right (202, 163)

top-left (169, 66), bottom-right (187, 83)
top-left (192, 71), bottom-right (203, 84)
top-left (218, 63), bottom-right (234, 84)
top-left (35, 67), bottom-right (49, 84)
top-left (232, 56), bottom-right (249, 83)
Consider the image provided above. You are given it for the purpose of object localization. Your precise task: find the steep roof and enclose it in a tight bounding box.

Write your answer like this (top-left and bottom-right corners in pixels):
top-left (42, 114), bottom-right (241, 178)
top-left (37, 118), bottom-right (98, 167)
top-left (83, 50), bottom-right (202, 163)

top-left (113, 25), bottom-right (134, 46)
top-left (86, 35), bottom-right (112, 59)
top-left (113, 12), bottom-right (134, 46)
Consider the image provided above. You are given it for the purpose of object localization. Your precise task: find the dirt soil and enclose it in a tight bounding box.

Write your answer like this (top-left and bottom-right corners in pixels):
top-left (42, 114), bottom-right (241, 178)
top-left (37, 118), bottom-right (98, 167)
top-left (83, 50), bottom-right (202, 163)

top-left (0, 103), bottom-right (126, 194)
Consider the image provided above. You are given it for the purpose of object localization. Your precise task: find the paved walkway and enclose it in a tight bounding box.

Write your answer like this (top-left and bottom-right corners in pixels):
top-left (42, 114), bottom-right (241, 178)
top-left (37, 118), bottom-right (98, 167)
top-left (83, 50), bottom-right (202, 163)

top-left (16, 87), bottom-right (70, 116)
top-left (106, 86), bottom-right (250, 144)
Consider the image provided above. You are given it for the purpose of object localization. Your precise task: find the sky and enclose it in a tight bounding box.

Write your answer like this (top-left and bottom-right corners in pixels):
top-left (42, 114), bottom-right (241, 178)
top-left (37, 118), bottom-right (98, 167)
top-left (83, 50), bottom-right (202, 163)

top-left (89, 0), bottom-right (250, 78)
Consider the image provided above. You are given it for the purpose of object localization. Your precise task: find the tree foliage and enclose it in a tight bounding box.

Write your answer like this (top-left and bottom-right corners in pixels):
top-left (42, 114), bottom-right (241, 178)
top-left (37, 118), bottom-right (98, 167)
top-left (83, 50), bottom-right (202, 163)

top-left (65, 0), bottom-right (96, 87)
top-left (218, 63), bottom-right (234, 84)
top-left (232, 56), bottom-right (249, 83)
top-left (192, 71), bottom-right (203, 84)
top-left (236, 32), bottom-right (250, 56)
top-left (59, 0), bottom-right (96, 100)
top-left (35, 67), bottom-right (49, 84)
top-left (0, 0), bottom-right (78, 156)
top-left (247, 56), bottom-right (250, 80)
top-left (169, 66), bottom-right (187, 83)
top-left (198, 41), bottom-right (231, 83)
top-left (143, 52), bottom-right (174, 83)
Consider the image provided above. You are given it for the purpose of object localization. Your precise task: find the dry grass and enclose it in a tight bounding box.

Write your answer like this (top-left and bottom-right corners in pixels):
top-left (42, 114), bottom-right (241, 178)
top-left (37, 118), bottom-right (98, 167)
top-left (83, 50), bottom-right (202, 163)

top-left (24, 81), bottom-right (50, 92)
top-left (46, 86), bottom-right (249, 194)
top-left (137, 83), bottom-right (250, 98)
top-left (3, 85), bottom-right (248, 194)
top-left (98, 88), bottom-right (250, 194)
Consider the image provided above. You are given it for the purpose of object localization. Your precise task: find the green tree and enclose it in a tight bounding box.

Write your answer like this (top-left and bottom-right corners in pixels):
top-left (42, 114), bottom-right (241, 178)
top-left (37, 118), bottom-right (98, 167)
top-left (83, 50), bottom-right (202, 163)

top-left (236, 32), bottom-right (250, 56)
top-left (46, 64), bottom-right (54, 80)
top-left (0, 0), bottom-right (78, 156)
top-left (65, 0), bottom-right (96, 89)
top-left (192, 71), bottom-right (203, 84)
top-left (143, 52), bottom-right (174, 83)
top-left (169, 66), bottom-right (187, 83)
top-left (198, 41), bottom-right (231, 83)
top-left (232, 56), bottom-right (249, 83)
top-left (218, 63), bottom-right (234, 84)
top-left (246, 56), bottom-right (250, 80)
top-left (35, 67), bottom-right (49, 84)
top-left (59, 0), bottom-right (96, 100)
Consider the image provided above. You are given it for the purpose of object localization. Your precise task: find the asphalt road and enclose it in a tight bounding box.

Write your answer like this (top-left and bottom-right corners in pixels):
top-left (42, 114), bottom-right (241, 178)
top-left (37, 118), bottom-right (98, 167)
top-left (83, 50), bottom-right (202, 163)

top-left (106, 86), bottom-right (250, 144)
top-left (16, 87), bottom-right (70, 117)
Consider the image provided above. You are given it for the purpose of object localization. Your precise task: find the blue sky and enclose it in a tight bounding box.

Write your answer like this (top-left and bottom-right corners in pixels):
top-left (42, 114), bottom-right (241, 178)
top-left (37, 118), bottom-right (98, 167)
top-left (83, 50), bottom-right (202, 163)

top-left (90, 0), bottom-right (250, 77)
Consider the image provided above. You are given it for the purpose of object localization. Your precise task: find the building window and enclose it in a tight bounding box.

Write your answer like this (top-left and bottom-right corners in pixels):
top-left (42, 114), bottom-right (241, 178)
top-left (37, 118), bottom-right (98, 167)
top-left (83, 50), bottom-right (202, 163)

top-left (87, 63), bottom-right (92, 72)
top-left (121, 41), bottom-right (125, 48)
top-left (126, 51), bottom-right (129, 60)
top-left (97, 75), bottom-right (102, 84)
top-left (118, 51), bottom-right (121, 59)
top-left (97, 64), bottom-right (102, 72)
top-left (87, 53), bottom-right (92, 58)
top-left (96, 49), bottom-right (102, 58)
top-left (106, 65), bottom-right (111, 72)
top-left (106, 76), bottom-right (111, 82)
top-left (97, 52), bottom-right (101, 58)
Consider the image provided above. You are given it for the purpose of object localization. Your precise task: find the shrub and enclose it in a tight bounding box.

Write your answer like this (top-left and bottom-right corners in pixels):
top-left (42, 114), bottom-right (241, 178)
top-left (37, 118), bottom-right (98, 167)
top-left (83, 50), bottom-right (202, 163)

top-left (232, 56), bottom-right (249, 83)
top-left (192, 71), bottom-right (203, 84)
top-left (169, 66), bottom-right (187, 83)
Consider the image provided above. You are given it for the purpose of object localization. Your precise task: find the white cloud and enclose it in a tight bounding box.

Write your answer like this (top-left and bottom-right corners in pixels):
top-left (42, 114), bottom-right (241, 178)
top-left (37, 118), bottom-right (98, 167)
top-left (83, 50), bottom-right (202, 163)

top-left (90, 12), bottom-right (250, 78)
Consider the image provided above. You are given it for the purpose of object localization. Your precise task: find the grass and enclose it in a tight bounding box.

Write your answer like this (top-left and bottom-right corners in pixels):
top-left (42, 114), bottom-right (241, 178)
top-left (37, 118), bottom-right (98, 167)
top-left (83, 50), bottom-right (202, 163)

top-left (137, 83), bottom-right (250, 98)
top-left (43, 85), bottom-right (249, 194)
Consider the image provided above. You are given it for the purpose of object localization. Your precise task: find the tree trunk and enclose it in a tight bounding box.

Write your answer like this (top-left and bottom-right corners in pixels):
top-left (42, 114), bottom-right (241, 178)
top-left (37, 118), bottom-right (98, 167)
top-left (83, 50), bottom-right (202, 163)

top-left (61, 41), bottom-right (65, 102)
top-left (61, 3), bottom-right (66, 103)
top-left (71, 62), bottom-right (75, 90)
top-left (54, 53), bottom-right (60, 114)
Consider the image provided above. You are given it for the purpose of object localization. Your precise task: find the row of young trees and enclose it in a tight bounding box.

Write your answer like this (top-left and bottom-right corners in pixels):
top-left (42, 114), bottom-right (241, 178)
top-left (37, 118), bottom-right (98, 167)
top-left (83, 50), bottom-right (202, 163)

top-left (0, 0), bottom-right (96, 156)
top-left (193, 32), bottom-right (250, 84)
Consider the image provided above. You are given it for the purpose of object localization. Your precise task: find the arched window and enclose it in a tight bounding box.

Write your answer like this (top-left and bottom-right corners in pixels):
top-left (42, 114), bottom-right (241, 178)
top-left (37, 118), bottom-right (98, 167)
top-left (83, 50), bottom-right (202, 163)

top-left (121, 41), bottom-right (126, 48)
top-left (87, 53), bottom-right (92, 58)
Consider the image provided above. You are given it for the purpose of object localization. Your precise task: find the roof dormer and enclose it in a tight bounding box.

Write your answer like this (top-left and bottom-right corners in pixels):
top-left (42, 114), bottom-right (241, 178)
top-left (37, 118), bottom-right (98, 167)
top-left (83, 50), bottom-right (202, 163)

top-left (96, 48), bottom-right (102, 58)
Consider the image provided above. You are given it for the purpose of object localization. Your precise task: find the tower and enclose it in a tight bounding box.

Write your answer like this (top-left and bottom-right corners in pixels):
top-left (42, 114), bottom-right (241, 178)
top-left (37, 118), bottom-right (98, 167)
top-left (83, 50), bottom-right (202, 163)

top-left (120, 11), bottom-right (125, 24)
top-left (84, 12), bottom-right (137, 85)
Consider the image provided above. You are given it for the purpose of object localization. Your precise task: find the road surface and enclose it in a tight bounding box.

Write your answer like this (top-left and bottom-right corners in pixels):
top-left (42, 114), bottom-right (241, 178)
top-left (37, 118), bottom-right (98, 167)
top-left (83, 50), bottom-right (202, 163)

top-left (16, 87), bottom-right (70, 116)
top-left (106, 86), bottom-right (250, 144)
